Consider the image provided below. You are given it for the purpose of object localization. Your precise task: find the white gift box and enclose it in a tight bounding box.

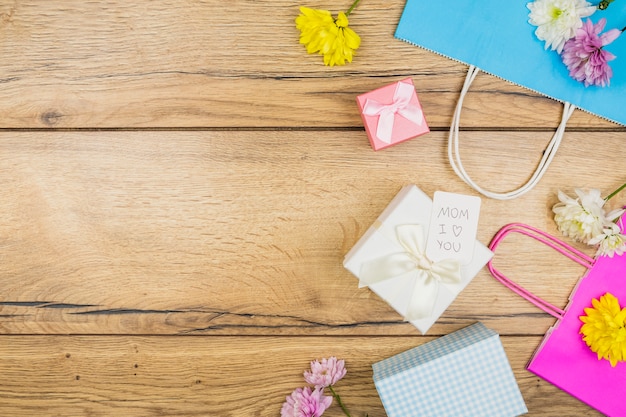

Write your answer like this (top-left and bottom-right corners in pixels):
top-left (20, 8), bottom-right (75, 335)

top-left (372, 322), bottom-right (527, 417)
top-left (343, 185), bottom-right (493, 334)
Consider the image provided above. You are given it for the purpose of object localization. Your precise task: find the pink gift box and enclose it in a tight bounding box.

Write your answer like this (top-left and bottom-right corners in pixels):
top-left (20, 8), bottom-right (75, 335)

top-left (356, 78), bottom-right (429, 151)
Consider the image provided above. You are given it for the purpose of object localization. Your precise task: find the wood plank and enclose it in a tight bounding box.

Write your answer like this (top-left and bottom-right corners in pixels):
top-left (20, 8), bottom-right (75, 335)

top-left (0, 1), bottom-right (620, 129)
top-left (1, 130), bottom-right (624, 335)
top-left (0, 335), bottom-right (602, 416)
top-left (3, 2), bottom-right (623, 416)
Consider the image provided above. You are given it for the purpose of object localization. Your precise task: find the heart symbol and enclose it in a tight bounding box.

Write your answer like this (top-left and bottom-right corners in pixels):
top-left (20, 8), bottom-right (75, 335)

top-left (453, 225), bottom-right (463, 237)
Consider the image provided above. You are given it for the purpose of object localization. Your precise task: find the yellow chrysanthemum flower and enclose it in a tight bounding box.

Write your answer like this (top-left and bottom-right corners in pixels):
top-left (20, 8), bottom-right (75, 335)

top-left (295, 4), bottom-right (361, 67)
top-left (580, 292), bottom-right (626, 367)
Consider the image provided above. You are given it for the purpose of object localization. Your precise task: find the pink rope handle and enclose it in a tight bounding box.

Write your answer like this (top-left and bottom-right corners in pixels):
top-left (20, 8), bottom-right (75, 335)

top-left (488, 223), bottom-right (595, 320)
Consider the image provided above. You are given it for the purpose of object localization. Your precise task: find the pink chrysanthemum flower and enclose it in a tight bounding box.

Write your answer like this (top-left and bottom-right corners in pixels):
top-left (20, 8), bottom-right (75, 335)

top-left (561, 18), bottom-right (622, 87)
top-left (303, 357), bottom-right (347, 389)
top-left (280, 387), bottom-right (332, 417)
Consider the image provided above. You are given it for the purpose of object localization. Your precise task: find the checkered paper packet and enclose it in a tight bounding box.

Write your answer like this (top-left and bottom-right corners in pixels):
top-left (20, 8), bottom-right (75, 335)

top-left (372, 322), bottom-right (527, 417)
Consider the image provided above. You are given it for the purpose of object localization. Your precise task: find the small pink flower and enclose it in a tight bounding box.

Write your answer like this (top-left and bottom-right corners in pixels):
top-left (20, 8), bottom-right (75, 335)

top-left (304, 357), bottom-right (347, 389)
top-left (280, 387), bottom-right (332, 417)
top-left (561, 18), bottom-right (622, 87)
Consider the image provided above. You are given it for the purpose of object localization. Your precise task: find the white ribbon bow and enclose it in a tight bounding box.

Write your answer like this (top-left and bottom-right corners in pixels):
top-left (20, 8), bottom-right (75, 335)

top-left (359, 224), bottom-right (462, 321)
top-left (362, 81), bottom-right (424, 144)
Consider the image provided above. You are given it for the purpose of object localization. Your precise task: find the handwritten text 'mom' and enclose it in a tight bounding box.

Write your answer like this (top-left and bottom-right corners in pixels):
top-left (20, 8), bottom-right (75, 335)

top-left (438, 207), bottom-right (470, 219)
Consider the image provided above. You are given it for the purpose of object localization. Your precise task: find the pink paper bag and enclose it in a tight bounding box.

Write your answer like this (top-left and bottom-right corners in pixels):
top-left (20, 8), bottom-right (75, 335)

top-left (488, 221), bottom-right (626, 417)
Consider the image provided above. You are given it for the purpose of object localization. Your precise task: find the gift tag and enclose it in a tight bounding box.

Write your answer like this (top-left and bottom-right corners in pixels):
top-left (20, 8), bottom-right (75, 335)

top-left (425, 191), bottom-right (481, 264)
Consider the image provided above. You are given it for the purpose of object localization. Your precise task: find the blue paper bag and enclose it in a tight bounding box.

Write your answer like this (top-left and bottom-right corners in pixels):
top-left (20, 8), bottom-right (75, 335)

top-left (395, 1), bottom-right (626, 200)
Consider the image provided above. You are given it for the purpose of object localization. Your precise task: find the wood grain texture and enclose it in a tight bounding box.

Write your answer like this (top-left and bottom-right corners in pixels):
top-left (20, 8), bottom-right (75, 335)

top-left (1, 130), bottom-right (624, 337)
top-left (0, 336), bottom-right (602, 417)
top-left (0, 0), bottom-right (622, 129)
top-left (1, 0), bottom-right (625, 415)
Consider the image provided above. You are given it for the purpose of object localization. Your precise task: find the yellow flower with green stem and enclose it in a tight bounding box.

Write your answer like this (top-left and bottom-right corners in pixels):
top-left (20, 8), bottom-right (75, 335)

top-left (295, 0), bottom-right (362, 66)
top-left (580, 292), bottom-right (626, 367)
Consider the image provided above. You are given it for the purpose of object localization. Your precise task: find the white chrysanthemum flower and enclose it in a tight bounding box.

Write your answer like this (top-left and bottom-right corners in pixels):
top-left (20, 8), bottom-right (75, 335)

top-left (589, 223), bottom-right (626, 257)
top-left (552, 188), bottom-right (607, 243)
top-left (606, 207), bottom-right (626, 223)
top-left (527, 0), bottom-right (596, 53)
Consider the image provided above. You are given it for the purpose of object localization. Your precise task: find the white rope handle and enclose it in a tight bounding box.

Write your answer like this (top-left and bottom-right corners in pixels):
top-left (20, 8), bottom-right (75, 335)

top-left (448, 65), bottom-right (576, 200)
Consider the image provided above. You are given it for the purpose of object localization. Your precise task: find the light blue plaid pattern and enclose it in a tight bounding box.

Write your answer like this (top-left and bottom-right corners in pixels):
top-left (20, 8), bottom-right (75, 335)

top-left (372, 323), bottom-right (527, 417)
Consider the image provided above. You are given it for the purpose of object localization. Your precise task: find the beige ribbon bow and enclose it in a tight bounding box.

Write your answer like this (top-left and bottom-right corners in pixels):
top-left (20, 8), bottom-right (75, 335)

top-left (359, 224), bottom-right (462, 321)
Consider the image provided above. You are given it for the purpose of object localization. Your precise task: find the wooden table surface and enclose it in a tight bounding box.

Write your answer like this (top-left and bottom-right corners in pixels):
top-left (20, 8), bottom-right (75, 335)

top-left (1, 1), bottom-right (624, 416)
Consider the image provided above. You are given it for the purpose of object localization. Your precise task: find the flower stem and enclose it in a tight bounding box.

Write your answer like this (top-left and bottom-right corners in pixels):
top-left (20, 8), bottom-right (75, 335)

top-left (604, 181), bottom-right (626, 202)
top-left (329, 385), bottom-right (352, 417)
top-left (345, 0), bottom-right (361, 16)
